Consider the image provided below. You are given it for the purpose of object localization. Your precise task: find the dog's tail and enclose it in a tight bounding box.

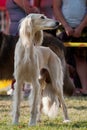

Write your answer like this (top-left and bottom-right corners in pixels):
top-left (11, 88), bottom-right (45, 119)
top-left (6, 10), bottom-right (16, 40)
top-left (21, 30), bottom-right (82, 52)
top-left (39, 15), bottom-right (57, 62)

top-left (42, 83), bottom-right (59, 119)
top-left (42, 95), bottom-right (59, 119)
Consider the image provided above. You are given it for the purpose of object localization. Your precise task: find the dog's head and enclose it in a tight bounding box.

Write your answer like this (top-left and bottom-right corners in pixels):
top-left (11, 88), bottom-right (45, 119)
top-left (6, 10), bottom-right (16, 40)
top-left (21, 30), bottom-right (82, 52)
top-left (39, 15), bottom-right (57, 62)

top-left (19, 13), bottom-right (59, 46)
top-left (26, 13), bottom-right (59, 31)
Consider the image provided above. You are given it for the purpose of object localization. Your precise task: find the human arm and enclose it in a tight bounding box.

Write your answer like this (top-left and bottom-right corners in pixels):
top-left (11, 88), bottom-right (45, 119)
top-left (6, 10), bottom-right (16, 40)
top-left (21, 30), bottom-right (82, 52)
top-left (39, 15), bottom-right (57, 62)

top-left (34, 0), bottom-right (41, 7)
top-left (73, 14), bottom-right (87, 37)
top-left (53, 0), bottom-right (74, 36)
top-left (13, 0), bottom-right (39, 14)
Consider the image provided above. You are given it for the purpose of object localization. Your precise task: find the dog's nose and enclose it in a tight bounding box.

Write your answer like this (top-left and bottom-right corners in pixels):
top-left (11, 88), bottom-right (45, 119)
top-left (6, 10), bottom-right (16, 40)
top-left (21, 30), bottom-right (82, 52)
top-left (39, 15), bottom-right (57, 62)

top-left (55, 21), bottom-right (59, 26)
top-left (54, 21), bottom-right (59, 29)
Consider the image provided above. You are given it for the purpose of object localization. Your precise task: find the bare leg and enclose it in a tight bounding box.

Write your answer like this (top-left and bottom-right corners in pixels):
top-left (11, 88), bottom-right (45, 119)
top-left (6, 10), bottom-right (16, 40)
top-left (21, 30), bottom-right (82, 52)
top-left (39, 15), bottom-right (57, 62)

top-left (75, 57), bottom-right (87, 94)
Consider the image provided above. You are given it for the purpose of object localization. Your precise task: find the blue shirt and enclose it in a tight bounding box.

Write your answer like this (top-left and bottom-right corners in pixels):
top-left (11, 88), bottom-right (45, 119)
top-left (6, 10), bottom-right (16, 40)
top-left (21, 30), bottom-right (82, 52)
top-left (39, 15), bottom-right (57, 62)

top-left (62, 0), bottom-right (87, 27)
top-left (6, 0), bottom-right (31, 35)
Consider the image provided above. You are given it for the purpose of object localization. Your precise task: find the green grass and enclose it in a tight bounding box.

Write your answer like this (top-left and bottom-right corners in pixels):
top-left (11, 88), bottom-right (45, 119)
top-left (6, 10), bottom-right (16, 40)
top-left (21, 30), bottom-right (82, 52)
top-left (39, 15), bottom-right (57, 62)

top-left (0, 96), bottom-right (87, 130)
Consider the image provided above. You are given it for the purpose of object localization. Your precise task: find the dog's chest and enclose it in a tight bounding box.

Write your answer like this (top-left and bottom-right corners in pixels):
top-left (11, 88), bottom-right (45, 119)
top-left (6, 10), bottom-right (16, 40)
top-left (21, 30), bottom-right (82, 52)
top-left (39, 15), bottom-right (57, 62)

top-left (15, 45), bottom-right (39, 82)
top-left (20, 61), bottom-right (36, 82)
top-left (22, 53), bottom-right (38, 79)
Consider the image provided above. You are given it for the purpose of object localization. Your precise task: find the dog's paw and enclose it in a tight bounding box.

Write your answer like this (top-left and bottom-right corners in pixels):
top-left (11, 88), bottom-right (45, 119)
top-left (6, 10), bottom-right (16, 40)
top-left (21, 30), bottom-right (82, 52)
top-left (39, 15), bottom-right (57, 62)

top-left (37, 118), bottom-right (42, 123)
top-left (63, 119), bottom-right (71, 123)
top-left (29, 119), bottom-right (37, 126)
top-left (29, 122), bottom-right (36, 126)
top-left (12, 113), bottom-right (19, 125)
top-left (12, 117), bottom-right (19, 125)
top-left (12, 121), bottom-right (19, 125)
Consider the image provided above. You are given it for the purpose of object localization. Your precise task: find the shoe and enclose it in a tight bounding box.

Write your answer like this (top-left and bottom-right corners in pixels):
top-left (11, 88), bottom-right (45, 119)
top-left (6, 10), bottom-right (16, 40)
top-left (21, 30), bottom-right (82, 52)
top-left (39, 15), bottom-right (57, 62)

top-left (73, 88), bottom-right (87, 96)
top-left (79, 89), bottom-right (87, 96)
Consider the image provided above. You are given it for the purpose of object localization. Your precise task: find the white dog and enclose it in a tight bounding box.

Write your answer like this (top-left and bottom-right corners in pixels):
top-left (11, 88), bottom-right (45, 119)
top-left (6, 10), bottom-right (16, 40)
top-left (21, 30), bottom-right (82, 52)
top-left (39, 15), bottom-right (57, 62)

top-left (13, 13), bottom-right (69, 126)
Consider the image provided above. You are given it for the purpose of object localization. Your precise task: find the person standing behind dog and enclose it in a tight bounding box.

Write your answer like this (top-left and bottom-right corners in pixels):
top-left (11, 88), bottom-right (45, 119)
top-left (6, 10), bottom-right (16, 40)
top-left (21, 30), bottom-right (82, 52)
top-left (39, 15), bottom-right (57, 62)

top-left (0, 0), bottom-right (10, 34)
top-left (53, 0), bottom-right (87, 38)
top-left (6, 0), bottom-right (39, 36)
top-left (34, 0), bottom-right (54, 18)
top-left (34, 0), bottom-right (58, 36)
top-left (53, 0), bottom-right (87, 95)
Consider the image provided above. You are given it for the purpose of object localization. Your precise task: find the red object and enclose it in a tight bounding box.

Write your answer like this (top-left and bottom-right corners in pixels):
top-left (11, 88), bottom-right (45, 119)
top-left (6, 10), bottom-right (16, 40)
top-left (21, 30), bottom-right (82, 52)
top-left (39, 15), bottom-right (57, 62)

top-left (0, 0), bottom-right (6, 7)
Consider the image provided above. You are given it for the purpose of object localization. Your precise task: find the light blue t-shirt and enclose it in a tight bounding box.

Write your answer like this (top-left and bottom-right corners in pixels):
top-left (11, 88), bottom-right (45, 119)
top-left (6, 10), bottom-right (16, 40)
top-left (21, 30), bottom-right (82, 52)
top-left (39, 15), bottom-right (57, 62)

top-left (62, 0), bottom-right (87, 27)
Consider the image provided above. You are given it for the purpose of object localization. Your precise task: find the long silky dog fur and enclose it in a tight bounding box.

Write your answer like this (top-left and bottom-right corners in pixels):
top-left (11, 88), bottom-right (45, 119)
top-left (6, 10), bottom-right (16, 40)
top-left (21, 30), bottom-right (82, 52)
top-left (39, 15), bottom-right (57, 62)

top-left (0, 32), bottom-right (75, 96)
top-left (13, 13), bottom-right (70, 125)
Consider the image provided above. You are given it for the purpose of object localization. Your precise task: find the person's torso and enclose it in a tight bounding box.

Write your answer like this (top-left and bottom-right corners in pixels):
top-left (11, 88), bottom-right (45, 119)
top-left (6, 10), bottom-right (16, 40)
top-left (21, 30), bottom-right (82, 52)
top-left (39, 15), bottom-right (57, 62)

top-left (62, 0), bottom-right (87, 27)
top-left (6, 0), bottom-right (31, 21)
top-left (40, 0), bottom-right (53, 18)
top-left (40, 0), bottom-right (53, 7)
top-left (6, 0), bottom-right (32, 35)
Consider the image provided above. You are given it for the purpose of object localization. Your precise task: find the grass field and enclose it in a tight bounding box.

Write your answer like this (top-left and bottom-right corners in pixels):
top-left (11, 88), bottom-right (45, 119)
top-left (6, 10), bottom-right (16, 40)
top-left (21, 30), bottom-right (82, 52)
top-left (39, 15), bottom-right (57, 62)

top-left (0, 96), bottom-right (87, 130)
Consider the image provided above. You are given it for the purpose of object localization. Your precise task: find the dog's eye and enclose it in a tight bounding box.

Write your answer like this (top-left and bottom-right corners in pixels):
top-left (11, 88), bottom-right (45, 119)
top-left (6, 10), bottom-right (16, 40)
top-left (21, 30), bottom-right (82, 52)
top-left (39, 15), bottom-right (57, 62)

top-left (40, 16), bottom-right (45, 19)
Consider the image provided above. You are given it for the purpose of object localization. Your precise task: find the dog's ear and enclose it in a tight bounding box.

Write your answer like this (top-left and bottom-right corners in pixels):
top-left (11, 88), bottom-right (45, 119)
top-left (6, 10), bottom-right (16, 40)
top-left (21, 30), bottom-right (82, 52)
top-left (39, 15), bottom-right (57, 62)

top-left (19, 17), bottom-right (32, 39)
top-left (27, 17), bottom-right (32, 34)
top-left (34, 30), bottom-right (43, 46)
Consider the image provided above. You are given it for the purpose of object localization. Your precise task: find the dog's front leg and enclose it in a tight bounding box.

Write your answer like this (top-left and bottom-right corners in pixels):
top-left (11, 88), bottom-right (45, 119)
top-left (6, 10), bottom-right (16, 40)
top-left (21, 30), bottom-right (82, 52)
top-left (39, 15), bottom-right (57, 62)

top-left (29, 80), bottom-right (41, 126)
top-left (12, 80), bottom-right (23, 125)
top-left (36, 94), bottom-right (42, 123)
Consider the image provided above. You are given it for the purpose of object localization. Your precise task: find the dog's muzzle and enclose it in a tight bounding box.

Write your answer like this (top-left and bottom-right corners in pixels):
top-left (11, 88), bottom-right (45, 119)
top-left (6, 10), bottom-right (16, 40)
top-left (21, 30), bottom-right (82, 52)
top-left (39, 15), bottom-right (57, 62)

top-left (54, 21), bottom-right (59, 28)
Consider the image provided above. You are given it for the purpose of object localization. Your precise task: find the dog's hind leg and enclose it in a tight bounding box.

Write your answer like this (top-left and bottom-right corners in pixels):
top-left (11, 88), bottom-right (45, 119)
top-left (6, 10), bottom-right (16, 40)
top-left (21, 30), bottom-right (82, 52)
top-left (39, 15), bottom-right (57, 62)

top-left (29, 79), bottom-right (41, 126)
top-left (52, 79), bottom-right (70, 122)
top-left (57, 88), bottom-right (70, 122)
top-left (49, 58), bottom-right (70, 122)
top-left (12, 79), bottom-right (23, 125)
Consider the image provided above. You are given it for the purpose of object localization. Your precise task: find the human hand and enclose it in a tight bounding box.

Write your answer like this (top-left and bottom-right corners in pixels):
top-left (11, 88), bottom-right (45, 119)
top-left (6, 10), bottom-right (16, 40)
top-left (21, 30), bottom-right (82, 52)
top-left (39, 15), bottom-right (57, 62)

top-left (73, 27), bottom-right (82, 38)
top-left (30, 6), bottom-right (40, 13)
top-left (64, 25), bottom-right (74, 36)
